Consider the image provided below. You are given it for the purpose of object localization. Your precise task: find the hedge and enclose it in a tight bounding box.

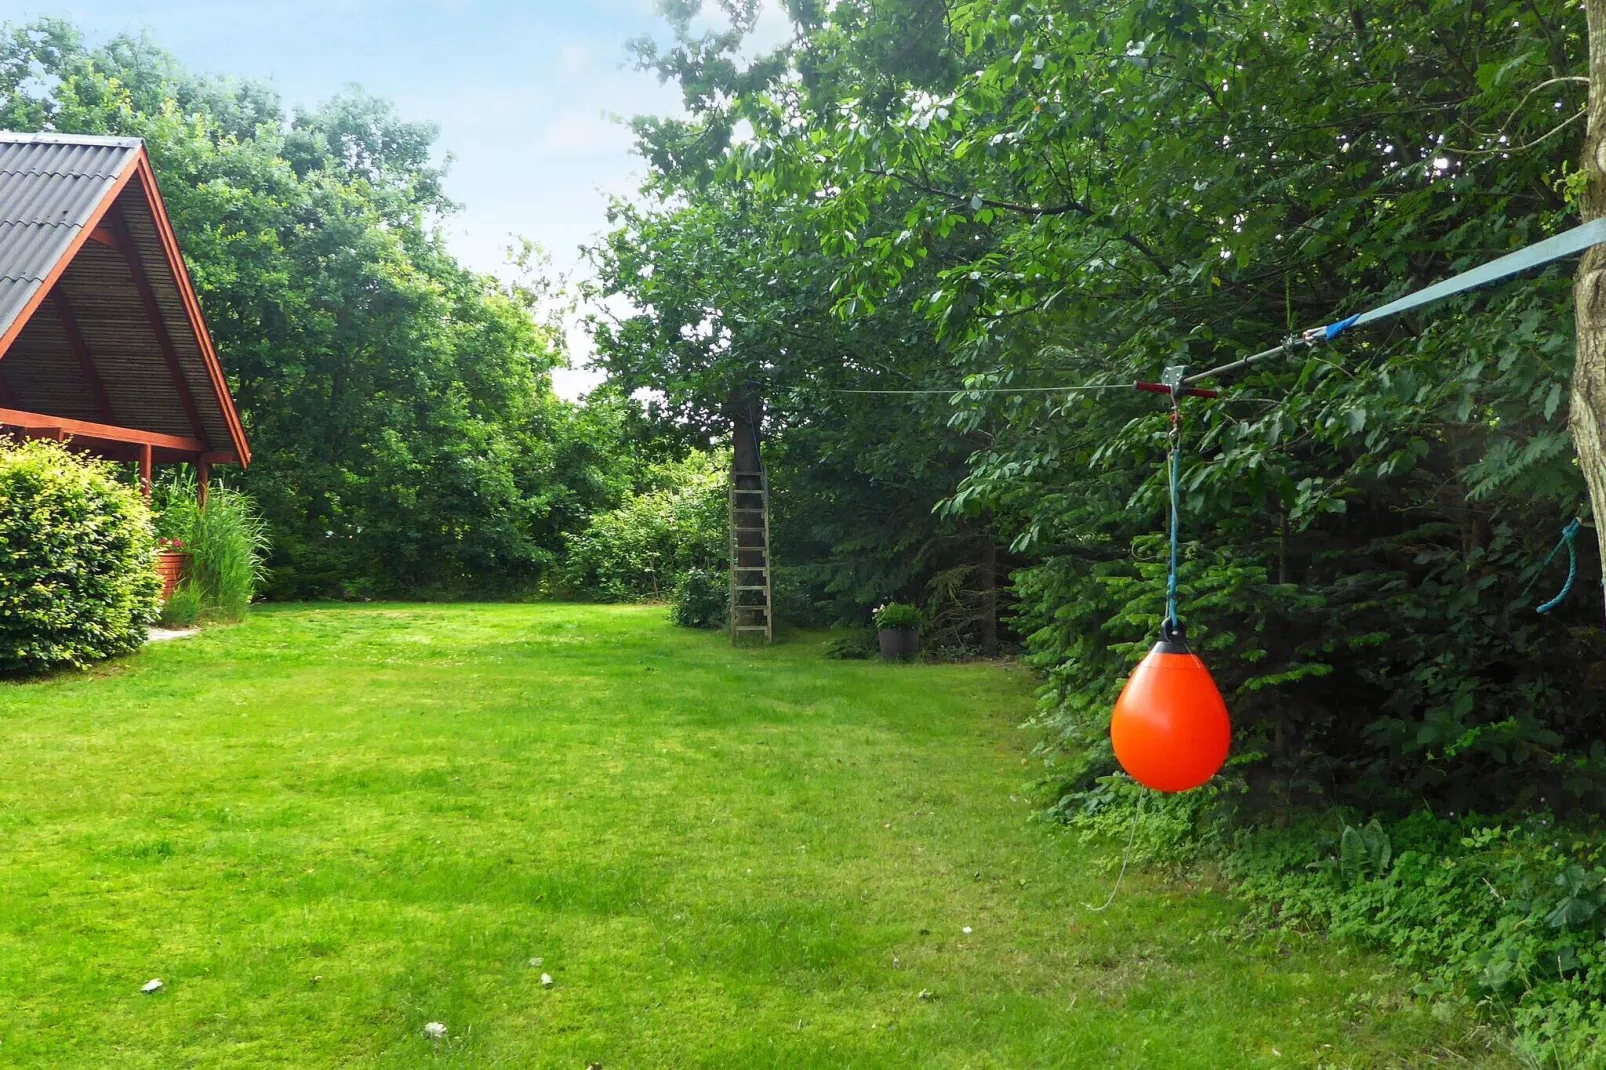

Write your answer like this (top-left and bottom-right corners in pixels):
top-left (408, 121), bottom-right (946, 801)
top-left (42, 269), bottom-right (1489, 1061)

top-left (0, 440), bottom-right (160, 674)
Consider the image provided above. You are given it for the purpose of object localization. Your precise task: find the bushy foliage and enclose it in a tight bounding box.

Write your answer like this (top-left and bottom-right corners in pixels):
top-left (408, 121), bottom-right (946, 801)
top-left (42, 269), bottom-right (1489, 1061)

top-left (560, 451), bottom-right (727, 601)
top-left (871, 602), bottom-right (921, 631)
top-left (1064, 776), bottom-right (1606, 1063)
top-left (670, 567), bottom-right (727, 629)
top-left (0, 441), bottom-right (160, 673)
top-left (771, 565), bottom-right (832, 629)
top-left (1226, 812), bottom-right (1606, 1066)
top-left (627, 0), bottom-right (1603, 810)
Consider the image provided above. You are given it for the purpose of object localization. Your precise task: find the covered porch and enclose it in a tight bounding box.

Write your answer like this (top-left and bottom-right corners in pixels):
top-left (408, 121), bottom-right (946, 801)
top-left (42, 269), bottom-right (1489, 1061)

top-left (0, 132), bottom-right (250, 500)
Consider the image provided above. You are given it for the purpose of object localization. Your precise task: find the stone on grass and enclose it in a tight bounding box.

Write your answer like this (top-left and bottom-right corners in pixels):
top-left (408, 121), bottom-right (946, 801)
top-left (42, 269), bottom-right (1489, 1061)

top-left (424, 1022), bottom-right (447, 1040)
top-left (141, 979), bottom-right (163, 994)
top-left (540, 973), bottom-right (554, 988)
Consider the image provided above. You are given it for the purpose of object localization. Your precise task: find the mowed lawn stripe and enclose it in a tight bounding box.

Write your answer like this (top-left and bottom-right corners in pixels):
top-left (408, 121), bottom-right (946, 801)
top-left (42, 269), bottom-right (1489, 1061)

top-left (0, 604), bottom-right (1507, 1068)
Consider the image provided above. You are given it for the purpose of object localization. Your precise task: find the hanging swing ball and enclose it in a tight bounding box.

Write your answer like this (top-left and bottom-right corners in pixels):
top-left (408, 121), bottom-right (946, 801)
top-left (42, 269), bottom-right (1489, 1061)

top-left (1110, 618), bottom-right (1231, 793)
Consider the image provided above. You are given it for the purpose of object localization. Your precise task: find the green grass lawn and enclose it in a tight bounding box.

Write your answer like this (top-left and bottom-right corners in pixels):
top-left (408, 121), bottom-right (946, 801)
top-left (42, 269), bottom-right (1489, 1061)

top-left (0, 604), bottom-right (1510, 1068)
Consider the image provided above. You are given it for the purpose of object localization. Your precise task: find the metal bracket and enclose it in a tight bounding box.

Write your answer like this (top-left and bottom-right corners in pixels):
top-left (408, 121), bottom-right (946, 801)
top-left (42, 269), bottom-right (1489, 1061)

top-left (1161, 365), bottom-right (1187, 391)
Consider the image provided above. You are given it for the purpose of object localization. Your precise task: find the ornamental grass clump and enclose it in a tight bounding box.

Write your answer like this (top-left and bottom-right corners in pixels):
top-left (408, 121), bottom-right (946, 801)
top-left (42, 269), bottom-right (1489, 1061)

top-left (159, 479), bottom-right (269, 623)
top-left (0, 439), bottom-right (160, 674)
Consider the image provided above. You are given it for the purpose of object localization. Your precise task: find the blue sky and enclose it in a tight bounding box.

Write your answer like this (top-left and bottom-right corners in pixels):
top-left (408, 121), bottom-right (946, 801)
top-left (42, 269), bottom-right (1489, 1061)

top-left (5, 0), bottom-right (788, 393)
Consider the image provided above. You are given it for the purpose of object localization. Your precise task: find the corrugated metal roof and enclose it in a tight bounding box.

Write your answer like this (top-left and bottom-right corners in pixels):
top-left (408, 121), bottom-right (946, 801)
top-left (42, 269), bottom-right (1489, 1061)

top-left (0, 132), bottom-right (141, 343)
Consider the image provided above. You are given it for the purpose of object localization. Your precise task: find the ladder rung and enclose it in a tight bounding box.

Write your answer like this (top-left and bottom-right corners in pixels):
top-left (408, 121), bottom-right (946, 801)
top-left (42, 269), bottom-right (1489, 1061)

top-left (733, 527), bottom-right (767, 533)
top-left (734, 585), bottom-right (770, 591)
top-left (732, 564), bottom-right (768, 570)
top-left (730, 488), bottom-right (766, 495)
top-left (733, 626), bottom-right (770, 632)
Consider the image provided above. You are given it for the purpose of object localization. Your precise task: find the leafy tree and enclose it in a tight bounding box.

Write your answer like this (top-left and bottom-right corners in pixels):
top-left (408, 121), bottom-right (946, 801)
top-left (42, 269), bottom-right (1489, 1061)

top-left (0, 21), bottom-right (638, 597)
top-left (619, 0), bottom-right (1605, 811)
top-left (587, 176), bottom-right (1006, 638)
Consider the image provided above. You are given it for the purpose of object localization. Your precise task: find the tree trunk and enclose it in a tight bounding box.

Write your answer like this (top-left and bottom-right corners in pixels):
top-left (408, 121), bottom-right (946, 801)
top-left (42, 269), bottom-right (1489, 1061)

top-left (1576, 0), bottom-right (1606, 612)
top-left (730, 389), bottom-right (763, 478)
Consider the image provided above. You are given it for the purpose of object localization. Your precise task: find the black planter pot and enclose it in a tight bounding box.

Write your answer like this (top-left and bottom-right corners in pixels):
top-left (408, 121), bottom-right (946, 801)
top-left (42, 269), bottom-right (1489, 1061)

top-left (878, 627), bottom-right (920, 660)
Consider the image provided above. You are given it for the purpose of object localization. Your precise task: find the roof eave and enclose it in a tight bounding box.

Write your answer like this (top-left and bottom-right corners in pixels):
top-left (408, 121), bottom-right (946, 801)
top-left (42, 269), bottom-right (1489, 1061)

top-left (129, 149), bottom-right (252, 468)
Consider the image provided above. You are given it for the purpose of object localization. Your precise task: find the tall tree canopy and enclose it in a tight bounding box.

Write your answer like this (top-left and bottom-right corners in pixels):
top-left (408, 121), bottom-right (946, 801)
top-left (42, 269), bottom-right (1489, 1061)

top-left (0, 19), bottom-right (642, 596)
top-left (607, 0), bottom-right (1603, 812)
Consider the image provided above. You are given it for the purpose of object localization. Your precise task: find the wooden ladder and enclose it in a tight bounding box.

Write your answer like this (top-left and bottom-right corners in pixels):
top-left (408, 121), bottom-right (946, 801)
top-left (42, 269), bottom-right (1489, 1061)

top-left (729, 469), bottom-right (773, 642)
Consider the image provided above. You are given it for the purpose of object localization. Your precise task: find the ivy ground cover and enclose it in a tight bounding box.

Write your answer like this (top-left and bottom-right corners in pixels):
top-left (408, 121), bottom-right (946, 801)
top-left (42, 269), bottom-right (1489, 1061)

top-left (0, 604), bottom-right (1510, 1067)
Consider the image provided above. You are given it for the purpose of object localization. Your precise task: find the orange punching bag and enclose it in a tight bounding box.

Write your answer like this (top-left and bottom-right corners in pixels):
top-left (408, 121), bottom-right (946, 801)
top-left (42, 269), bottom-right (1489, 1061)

top-left (1110, 619), bottom-right (1230, 793)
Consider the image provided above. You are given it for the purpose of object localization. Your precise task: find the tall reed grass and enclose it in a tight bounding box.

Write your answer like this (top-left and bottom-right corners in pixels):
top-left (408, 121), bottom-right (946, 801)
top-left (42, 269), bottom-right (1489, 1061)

top-left (157, 477), bottom-right (270, 623)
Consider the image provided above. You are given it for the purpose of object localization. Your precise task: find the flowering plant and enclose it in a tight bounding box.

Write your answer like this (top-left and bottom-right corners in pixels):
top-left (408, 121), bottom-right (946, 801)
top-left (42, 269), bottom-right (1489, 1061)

top-left (872, 601), bottom-right (921, 631)
top-left (157, 537), bottom-right (186, 551)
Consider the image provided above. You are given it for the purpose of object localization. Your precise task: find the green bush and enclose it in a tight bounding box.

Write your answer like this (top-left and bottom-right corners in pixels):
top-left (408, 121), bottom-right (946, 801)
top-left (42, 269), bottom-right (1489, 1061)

top-left (670, 567), bottom-right (727, 629)
top-left (1062, 779), bottom-right (1606, 1066)
top-left (157, 478), bottom-right (270, 623)
top-left (822, 630), bottom-right (876, 660)
top-left (561, 451), bottom-right (727, 601)
top-left (872, 601), bottom-right (920, 631)
top-left (1231, 813), bottom-right (1606, 1068)
top-left (0, 440), bottom-right (160, 673)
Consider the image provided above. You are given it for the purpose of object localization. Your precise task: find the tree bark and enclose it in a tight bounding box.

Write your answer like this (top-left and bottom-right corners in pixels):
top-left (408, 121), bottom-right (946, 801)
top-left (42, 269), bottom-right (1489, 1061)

top-left (729, 389), bottom-right (763, 478)
top-left (1575, 0), bottom-right (1606, 611)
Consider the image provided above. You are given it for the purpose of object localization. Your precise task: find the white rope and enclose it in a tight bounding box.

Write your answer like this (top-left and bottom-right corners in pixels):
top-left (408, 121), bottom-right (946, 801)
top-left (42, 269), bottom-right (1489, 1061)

top-left (1083, 790), bottom-right (1146, 913)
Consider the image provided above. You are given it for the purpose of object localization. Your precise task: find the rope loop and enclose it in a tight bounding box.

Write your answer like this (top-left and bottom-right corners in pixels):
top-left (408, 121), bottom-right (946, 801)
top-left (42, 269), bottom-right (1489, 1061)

top-left (1536, 518), bottom-right (1582, 615)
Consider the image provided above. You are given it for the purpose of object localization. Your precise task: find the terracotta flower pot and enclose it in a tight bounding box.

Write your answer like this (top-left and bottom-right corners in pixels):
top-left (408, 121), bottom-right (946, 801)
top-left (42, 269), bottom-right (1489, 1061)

top-left (155, 550), bottom-right (192, 601)
top-left (878, 626), bottom-right (920, 660)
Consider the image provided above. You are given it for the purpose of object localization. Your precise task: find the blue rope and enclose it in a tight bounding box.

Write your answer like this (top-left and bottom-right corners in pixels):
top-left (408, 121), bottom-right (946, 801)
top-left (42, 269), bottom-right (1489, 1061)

top-left (1536, 519), bottom-right (1582, 615)
top-left (1166, 413), bottom-right (1181, 629)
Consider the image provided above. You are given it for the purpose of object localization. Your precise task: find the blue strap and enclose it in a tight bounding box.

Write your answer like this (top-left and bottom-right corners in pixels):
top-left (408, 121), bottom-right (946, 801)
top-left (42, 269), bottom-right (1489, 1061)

top-left (1318, 218), bottom-right (1606, 339)
top-left (1536, 518), bottom-right (1582, 615)
top-left (1324, 315), bottom-right (1360, 341)
top-left (1188, 219), bottom-right (1606, 387)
